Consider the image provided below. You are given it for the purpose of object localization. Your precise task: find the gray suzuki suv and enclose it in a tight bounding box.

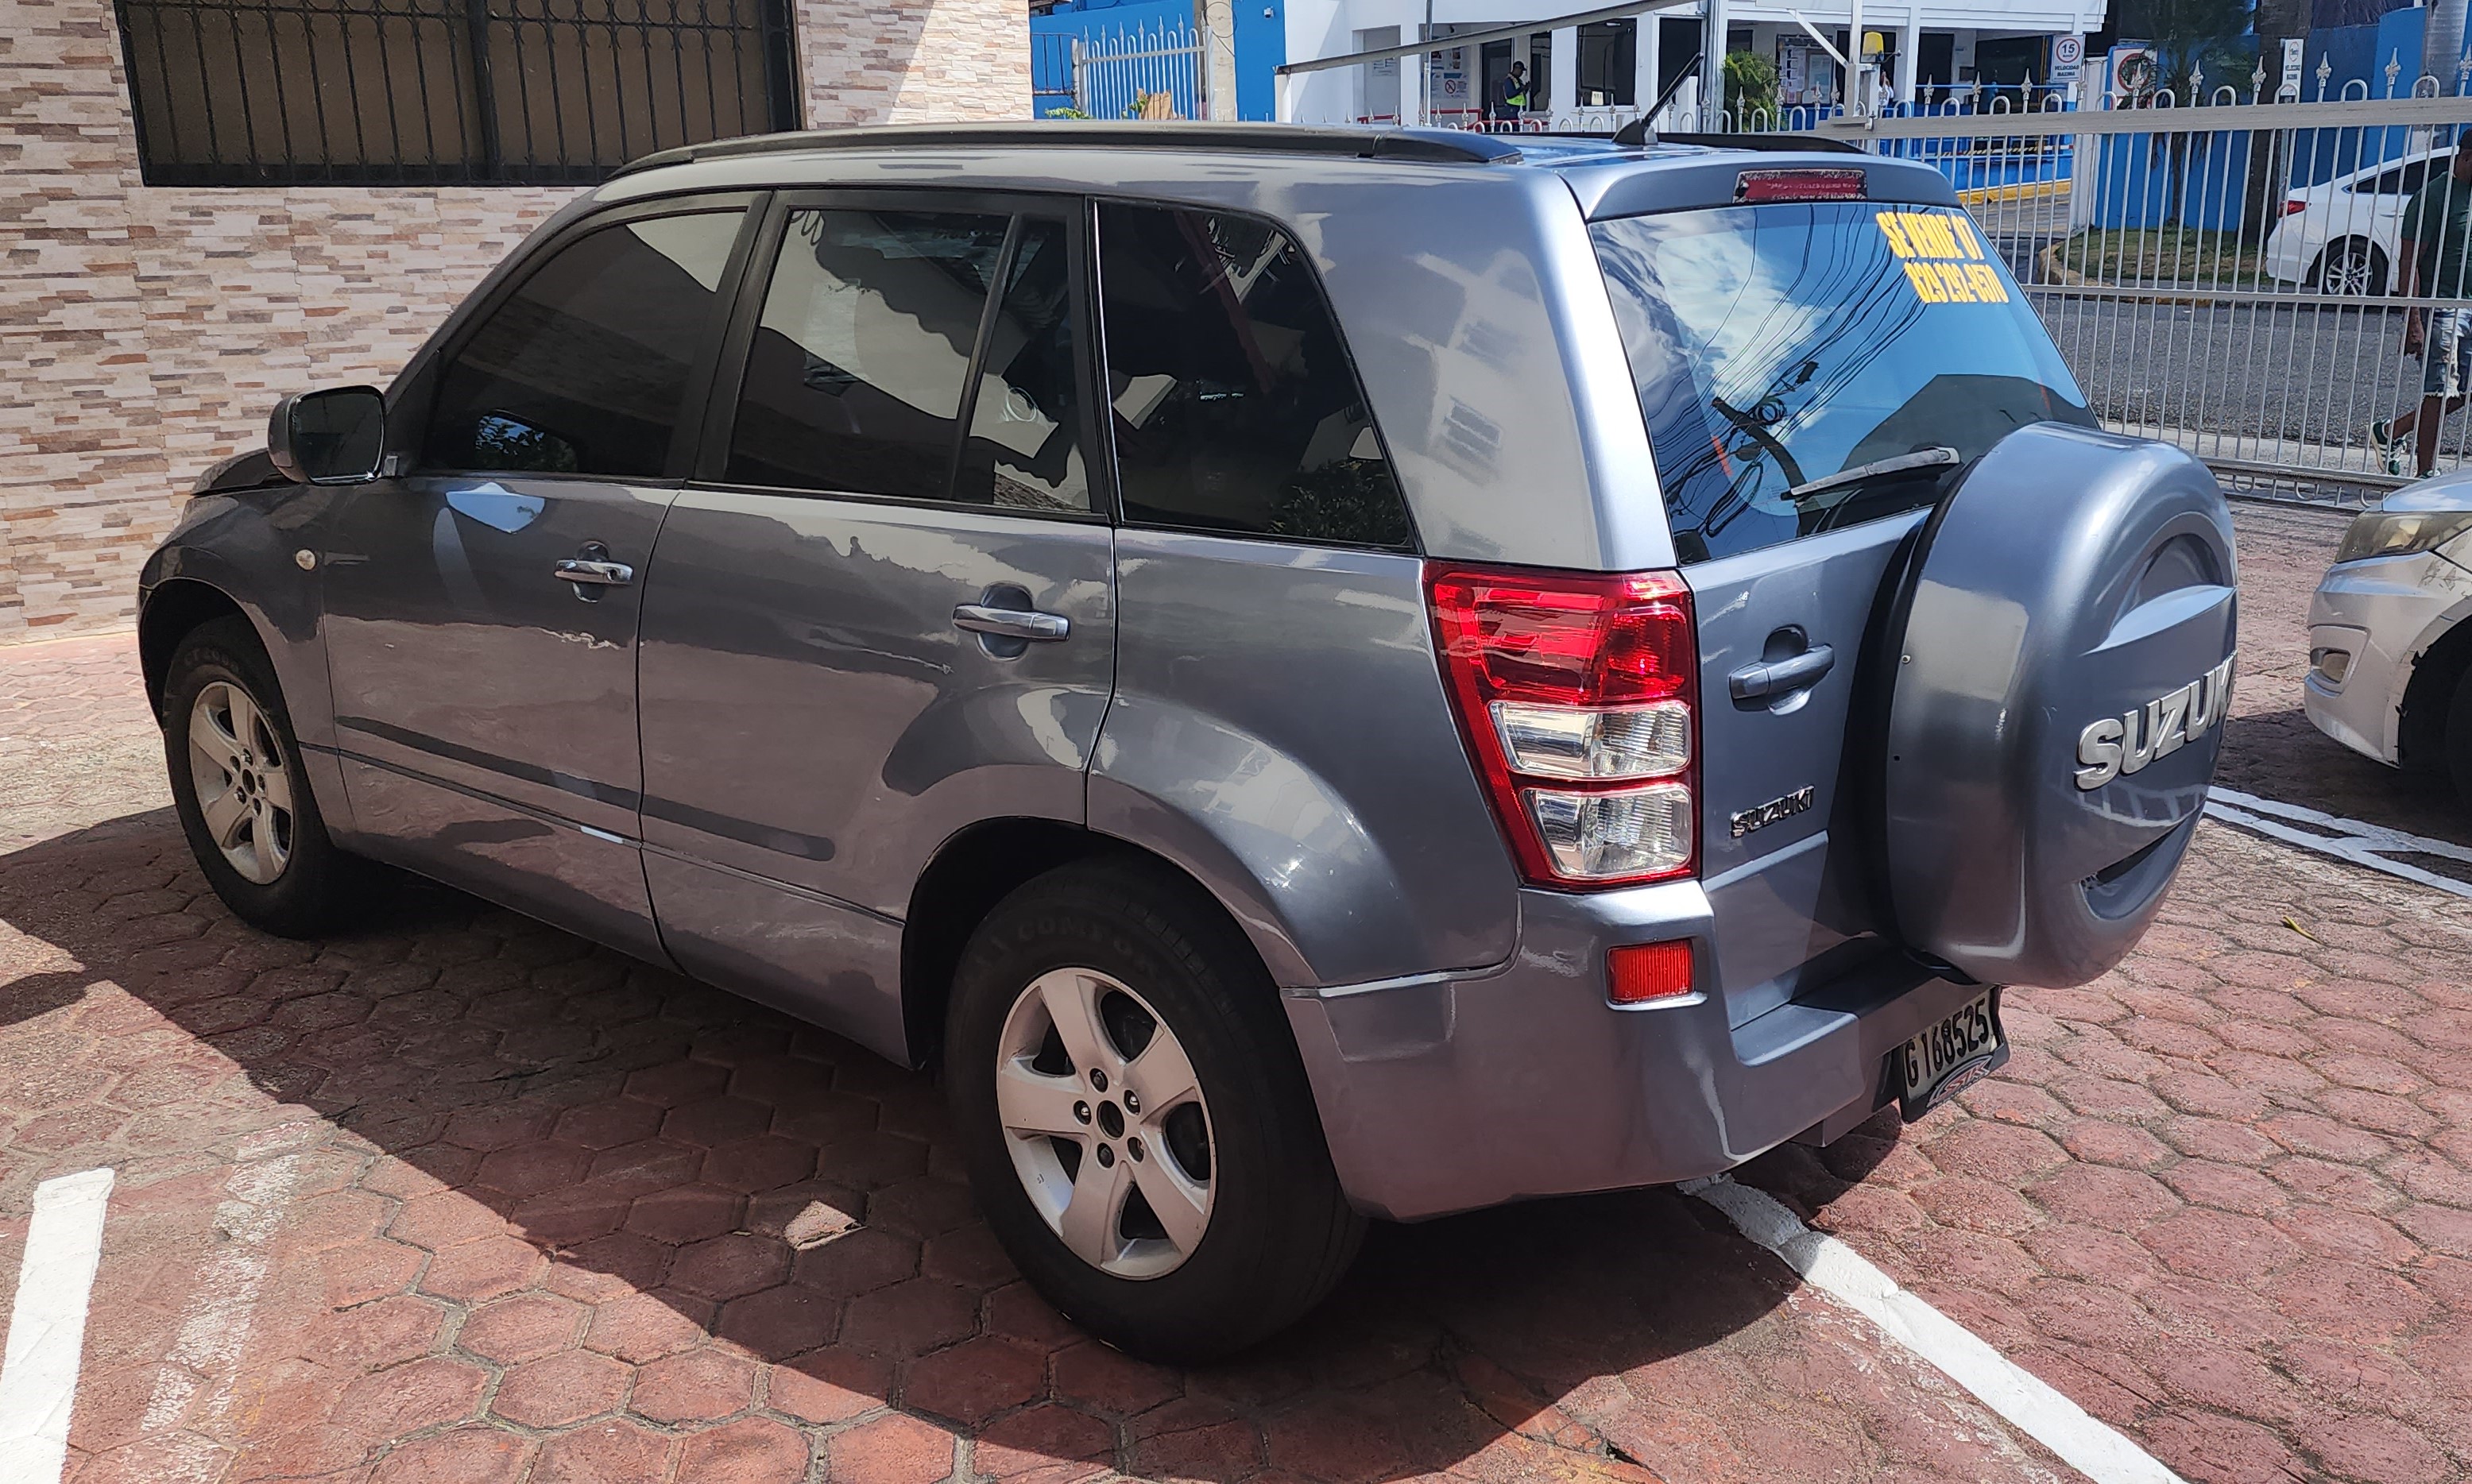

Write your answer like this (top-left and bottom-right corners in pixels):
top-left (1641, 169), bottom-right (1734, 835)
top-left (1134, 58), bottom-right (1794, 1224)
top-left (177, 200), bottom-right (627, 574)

top-left (139, 122), bottom-right (2237, 1361)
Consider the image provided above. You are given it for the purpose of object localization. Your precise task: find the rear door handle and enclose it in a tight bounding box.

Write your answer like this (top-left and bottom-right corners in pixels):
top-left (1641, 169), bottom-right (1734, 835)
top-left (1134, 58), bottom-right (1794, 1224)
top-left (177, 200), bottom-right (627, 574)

top-left (952, 605), bottom-right (1070, 642)
top-left (1729, 643), bottom-right (1836, 701)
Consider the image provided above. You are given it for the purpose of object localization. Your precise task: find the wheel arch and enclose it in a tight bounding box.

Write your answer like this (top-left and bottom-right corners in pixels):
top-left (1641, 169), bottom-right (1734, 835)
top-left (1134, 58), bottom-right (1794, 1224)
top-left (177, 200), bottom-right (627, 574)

top-left (897, 818), bottom-right (1303, 1070)
top-left (139, 578), bottom-right (256, 719)
top-left (2398, 605), bottom-right (2472, 769)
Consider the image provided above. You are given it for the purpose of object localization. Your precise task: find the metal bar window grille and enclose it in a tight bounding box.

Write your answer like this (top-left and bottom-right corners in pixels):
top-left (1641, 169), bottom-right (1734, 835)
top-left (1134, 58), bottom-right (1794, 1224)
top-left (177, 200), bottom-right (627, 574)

top-left (111, 0), bottom-right (800, 186)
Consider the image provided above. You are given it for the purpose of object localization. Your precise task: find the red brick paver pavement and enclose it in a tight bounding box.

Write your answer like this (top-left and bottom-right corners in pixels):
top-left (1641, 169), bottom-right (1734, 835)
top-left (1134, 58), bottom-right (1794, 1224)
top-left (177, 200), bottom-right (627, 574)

top-left (1728, 503), bottom-right (2472, 1482)
top-left (0, 503), bottom-right (2461, 1483)
top-left (0, 676), bottom-right (2052, 1477)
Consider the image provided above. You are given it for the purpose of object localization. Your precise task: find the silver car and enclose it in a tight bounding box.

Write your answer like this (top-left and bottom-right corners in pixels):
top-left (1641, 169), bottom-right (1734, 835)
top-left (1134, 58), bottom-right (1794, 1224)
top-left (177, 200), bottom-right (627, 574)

top-left (139, 122), bottom-right (2238, 1360)
top-left (2305, 479), bottom-right (2472, 794)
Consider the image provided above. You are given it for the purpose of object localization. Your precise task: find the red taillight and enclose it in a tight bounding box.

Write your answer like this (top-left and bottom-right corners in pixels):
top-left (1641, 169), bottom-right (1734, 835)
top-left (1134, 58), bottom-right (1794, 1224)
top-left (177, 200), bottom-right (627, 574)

top-left (1736, 168), bottom-right (1867, 203)
top-left (1608, 941), bottom-right (1696, 1004)
top-left (2282, 197), bottom-right (2308, 217)
top-left (1427, 563), bottom-right (1699, 888)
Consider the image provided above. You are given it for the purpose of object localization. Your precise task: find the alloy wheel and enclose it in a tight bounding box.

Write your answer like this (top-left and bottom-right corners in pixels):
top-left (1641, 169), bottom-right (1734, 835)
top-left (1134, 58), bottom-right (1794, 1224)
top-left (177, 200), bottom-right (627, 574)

top-left (187, 679), bottom-right (294, 886)
top-left (2325, 243), bottom-right (2378, 296)
top-left (993, 968), bottom-right (1214, 1279)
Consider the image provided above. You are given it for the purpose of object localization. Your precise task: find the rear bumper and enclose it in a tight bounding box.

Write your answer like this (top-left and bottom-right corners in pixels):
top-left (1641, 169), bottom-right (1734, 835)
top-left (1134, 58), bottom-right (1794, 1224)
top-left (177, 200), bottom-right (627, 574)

top-left (2259, 224), bottom-right (2313, 285)
top-left (1282, 882), bottom-right (1979, 1222)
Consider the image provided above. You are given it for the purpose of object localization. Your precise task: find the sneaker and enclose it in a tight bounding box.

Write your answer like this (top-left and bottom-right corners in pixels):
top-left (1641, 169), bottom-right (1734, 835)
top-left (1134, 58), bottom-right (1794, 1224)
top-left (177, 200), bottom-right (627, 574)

top-left (2370, 419), bottom-right (2412, 475)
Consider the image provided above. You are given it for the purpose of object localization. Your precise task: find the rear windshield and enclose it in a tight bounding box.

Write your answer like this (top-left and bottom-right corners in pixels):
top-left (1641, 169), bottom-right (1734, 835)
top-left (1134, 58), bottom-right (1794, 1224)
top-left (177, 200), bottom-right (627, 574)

top-left (1592, 202), bottom-right (2093, 565)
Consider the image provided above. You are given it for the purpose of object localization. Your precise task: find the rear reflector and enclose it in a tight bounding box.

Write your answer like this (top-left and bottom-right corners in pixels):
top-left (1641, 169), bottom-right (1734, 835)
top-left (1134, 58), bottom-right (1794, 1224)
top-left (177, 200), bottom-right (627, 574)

top-left (1736, 168), bottom-right (1867, 203)
top-left (1428, 565), bottom-right (1698, 888)
top-left (1608, 941), bottom-right (1696, 1004)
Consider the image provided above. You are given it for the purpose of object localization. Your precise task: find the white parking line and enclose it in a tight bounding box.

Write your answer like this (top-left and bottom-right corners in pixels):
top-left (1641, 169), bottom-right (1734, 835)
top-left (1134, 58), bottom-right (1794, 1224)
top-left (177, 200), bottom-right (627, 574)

top-left (140, 1149), bottom-right (307, 1464)
top-left (0, 1169), bottom-right (116, 1484)
top-left (2206, 786), bottom-right (2472, 900)
top-left (1685, 1174), bottom-right (2188, 1484)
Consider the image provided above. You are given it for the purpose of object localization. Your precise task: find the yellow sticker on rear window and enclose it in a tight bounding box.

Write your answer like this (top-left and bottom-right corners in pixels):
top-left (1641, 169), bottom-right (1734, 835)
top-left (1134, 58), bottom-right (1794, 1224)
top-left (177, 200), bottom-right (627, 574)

top-left (1875, 210), bottom-right (2010, 304)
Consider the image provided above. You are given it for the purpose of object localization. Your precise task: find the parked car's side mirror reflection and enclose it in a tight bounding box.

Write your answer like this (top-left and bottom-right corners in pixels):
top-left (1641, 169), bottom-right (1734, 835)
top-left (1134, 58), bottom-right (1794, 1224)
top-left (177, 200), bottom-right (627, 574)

top-left (268, 385), bottom-right (386, 485)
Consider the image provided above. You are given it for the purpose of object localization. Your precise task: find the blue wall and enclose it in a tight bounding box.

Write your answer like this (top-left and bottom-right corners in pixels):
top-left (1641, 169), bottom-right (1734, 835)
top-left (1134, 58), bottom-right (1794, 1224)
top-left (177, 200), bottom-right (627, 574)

top-left (2089, 131), bottom-right (2257, 230)
top-left (1031, 0), bottom-right (1286, 120)
top-left (2303, 5), bottom-right (2428, 105)
top-left (2279, 8), bottom-right (2463, 196)
top-left (2079, 9), bottom-right (2461, 233)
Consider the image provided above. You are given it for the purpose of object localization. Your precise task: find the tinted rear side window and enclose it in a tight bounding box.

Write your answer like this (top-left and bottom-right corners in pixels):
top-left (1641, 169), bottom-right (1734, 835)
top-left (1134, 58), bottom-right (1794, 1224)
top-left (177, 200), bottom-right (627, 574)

top-left (957, 218), bottom-right (1091, 512)
top-left (1592, 203), bottom-right (2093, 565)
top-left (1097, 203), bottom-right (1411, 549)
top-left (728, 209), bottom-right (1012, 500)
top-left (424, 211), bottom-right (744, 478)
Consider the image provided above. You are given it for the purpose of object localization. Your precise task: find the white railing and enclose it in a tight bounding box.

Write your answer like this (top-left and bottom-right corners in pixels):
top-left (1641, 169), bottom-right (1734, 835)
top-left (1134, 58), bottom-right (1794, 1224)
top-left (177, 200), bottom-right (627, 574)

top-left (1816, 91), bottom-right (2472, 504)
top-left (1071, 22), bottom-right (1210, 122)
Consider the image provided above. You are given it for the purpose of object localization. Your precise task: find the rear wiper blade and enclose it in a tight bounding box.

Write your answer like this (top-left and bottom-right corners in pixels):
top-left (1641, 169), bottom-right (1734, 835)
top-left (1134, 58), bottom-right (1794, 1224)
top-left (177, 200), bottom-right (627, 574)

top-left (1785, 446), bottom-right (1961, 504)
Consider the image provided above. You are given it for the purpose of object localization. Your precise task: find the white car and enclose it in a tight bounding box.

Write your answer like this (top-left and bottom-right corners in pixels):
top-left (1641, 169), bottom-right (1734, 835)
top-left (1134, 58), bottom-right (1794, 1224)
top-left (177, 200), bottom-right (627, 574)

top-left (2305, 478), bottom-right (2472, 796)
top-left (2264, 146), bottom-right (2453, 296)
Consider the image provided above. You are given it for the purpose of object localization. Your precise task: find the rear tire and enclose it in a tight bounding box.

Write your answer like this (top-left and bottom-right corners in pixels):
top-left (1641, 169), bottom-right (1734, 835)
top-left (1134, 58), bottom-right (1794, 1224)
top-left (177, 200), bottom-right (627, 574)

top-left (162, 616), bottom-right (390, 937)
top-left (944, 857), bottom-right (1364, 1363)
top-left (2316, 238), bottom-right (2388, 297)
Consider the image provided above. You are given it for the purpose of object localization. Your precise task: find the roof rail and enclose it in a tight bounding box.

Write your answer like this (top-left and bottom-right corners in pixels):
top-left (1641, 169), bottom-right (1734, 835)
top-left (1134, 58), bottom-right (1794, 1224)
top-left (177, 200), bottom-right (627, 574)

top-left (612, 122), bottom-right (1526, 179)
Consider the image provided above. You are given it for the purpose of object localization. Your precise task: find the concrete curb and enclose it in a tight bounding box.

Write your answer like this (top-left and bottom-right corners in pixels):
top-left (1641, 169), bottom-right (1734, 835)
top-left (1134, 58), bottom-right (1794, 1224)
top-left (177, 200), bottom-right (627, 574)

top-left (2036, 238), bottom-right (2232, 307)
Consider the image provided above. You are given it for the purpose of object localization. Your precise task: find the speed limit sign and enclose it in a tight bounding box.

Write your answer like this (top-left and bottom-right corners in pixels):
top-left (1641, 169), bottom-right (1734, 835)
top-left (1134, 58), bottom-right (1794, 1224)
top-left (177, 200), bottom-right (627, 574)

top-left (2051, 33), bottom-right (2084, 85)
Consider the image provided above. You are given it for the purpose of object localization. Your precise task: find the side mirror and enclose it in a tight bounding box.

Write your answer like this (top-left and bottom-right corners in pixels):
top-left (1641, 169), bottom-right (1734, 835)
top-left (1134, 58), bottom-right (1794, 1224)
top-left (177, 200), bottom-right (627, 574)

top-left (268, 386), bottom-right (386, 485)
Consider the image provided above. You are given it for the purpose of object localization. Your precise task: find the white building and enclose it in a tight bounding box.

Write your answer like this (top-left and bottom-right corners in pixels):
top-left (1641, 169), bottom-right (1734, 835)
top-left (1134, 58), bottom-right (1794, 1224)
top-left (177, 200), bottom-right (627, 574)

top-left (1283, 0), bottom-right (2106, 128)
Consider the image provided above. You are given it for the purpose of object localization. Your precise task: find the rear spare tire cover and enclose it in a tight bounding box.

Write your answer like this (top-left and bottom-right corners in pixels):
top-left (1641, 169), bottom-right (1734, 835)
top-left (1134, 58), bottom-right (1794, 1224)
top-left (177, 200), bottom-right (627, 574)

top-left (1880, 422), bottom-right (2236, 987)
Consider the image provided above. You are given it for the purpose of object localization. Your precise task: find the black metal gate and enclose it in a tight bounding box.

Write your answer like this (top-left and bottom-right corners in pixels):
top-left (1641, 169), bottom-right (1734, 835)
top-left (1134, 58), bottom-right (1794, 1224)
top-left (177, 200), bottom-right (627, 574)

top-left (114, 0), bottom-right (801, 186)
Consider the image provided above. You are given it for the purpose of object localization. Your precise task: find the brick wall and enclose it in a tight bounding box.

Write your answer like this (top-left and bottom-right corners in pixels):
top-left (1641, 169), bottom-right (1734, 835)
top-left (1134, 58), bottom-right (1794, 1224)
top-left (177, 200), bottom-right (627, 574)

top-left (0, 0), bottom-right (1027, 642)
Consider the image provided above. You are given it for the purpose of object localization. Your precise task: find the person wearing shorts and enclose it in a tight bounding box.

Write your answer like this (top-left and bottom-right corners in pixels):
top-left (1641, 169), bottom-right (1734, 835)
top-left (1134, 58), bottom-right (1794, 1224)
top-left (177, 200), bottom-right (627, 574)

top-left (2371, 142), bottom-right (2472, 477)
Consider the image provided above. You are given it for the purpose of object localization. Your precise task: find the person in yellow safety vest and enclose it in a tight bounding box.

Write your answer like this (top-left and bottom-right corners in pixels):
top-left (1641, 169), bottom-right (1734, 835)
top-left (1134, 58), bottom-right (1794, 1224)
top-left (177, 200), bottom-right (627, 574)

top-left (1493, 62), bottom-right (1530, 122)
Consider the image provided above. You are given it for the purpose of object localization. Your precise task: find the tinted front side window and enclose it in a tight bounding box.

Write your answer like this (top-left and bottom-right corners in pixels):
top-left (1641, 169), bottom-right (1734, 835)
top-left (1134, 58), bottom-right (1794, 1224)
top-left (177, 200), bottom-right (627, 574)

top-left (424, 211), bottom-right (744, 477)
top-left (1592, 203), bottom-right (2093, 565)
top-left (1097, 204), bottom-right (1411, 548)
top-left (727, 209), bottom-right (1010, 500)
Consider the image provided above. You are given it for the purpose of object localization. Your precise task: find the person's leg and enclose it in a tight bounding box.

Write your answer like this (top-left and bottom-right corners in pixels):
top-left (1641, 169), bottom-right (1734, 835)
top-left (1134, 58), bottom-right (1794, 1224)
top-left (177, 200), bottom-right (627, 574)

top-left (2379, 319), bottom-right (2437, 468)
top-left (2407, 309), bottom-right (2465, 476)
top-left (2426, 311), bottom-right (2472, 475)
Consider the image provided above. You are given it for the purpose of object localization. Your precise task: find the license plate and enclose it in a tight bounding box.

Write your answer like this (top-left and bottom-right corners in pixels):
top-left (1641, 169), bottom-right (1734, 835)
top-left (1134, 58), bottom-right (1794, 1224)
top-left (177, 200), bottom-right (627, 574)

top-left (1895, 989), bottom-right (2006, 1119)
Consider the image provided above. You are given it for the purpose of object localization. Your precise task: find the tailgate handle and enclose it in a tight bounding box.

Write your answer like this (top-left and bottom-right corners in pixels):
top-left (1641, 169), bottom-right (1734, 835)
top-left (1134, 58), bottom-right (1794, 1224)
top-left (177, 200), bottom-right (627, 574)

top-left (1729, 643), bottom-right (1836, 701)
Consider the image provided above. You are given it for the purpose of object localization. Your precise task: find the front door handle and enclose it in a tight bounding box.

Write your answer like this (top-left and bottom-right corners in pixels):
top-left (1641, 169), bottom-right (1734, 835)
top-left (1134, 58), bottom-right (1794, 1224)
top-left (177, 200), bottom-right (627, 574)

top-left (953, 605), bottom-right (1070, 642)
top-left (555, 543), bottom-right (633, 600)
top-left (1729, 643), bottom-right (1836, 701)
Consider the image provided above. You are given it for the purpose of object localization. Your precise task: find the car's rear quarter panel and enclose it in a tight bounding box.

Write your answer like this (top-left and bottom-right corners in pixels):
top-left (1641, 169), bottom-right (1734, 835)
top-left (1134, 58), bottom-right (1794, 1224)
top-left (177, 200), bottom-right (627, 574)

top-left (1090, 533), bottom-right (1518, 989)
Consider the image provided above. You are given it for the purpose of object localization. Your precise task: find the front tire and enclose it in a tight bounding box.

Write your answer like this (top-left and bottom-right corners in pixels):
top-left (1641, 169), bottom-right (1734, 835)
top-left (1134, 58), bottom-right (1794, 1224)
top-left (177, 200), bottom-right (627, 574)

top-left (163, 616), bottom-right (387, 937)
top-left (945, 858), bottom-right (1364, 1363)
top-left (2446, 670), bottom-right (2472, 806)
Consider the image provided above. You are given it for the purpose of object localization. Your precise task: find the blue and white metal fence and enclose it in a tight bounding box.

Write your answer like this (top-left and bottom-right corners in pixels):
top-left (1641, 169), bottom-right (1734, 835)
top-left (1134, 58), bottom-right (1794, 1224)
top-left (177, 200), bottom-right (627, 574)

top-left (1069, 21), bottom-right (1210, 121)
